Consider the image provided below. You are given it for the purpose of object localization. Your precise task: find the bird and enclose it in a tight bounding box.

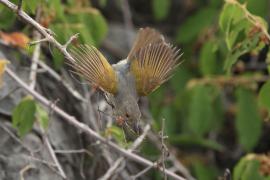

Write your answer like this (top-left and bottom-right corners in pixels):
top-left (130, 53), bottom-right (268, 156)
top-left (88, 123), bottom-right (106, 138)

top-left (67, 27), bottom-right (182, 135)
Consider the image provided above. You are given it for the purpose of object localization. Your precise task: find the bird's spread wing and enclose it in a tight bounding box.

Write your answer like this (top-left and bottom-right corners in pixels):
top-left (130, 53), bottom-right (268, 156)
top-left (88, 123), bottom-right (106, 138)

top-left (127, 27), bottom-right (165, 60)
top-left (130, 42), bottom-right (182, 96)
top-left (68, 44), bottom-right (118, 94)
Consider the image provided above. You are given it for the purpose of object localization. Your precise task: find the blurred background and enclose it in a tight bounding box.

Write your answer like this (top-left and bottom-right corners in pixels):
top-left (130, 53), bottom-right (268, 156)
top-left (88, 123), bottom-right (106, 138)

top-left (1, 0), bottom-right (270, 179)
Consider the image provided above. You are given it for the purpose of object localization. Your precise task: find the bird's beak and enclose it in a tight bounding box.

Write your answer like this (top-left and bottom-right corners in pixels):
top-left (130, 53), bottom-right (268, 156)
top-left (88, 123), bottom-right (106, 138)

top-left (115, 116), bottom-right (141, 135)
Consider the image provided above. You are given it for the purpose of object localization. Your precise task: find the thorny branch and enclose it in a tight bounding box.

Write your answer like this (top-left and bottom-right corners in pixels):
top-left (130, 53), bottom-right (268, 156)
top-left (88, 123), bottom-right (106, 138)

top-left (27, 8), bottom-right (67, 178)
top-left (0, 123), bottom-right (66, 177)
top-left (161, 119), bottom-right (169, 180)
top-left (0, 0), bottom-right (189, 179)
top-left (20, 164), bottom-right (35, 180)
top-left (5, 66), bottom-right (185, 180)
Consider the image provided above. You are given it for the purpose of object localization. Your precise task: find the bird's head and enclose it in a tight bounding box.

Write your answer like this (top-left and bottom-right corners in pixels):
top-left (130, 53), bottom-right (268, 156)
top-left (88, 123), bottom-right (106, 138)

top-left (105, 92), bottom-right (141, 134)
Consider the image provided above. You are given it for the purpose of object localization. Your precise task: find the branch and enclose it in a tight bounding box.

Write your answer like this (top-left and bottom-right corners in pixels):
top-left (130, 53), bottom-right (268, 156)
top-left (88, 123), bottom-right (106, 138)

top-left (5, 67), bottom-right (185, 180)
top-left (0, 1), bottom-right (185, 178)
top-left (160, 119), bottom-right (168, 180)
top-left (147, 132), bottom-right (195, 180)
top-left (27, 9), bottom-right (67, 177)
top-left (29, 7), bottom-right (42, 90)
top-left (0, 0), bottom-right (75, 63)
top-left (43, 132), bottom-right (67, 179)
top-left (36, 60), bottom-right (86, 102)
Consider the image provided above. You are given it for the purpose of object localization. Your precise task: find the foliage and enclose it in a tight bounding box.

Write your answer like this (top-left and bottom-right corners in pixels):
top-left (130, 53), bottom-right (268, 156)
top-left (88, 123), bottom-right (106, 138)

top-left (1, 0), bottom-right (270, 179)
top-left (233, 154), bottom-right (270, 180)
top-left (0, 0), bottom-right (108, 69)
top-left (150, 0), bottom-right (270, 179)
top-left (12, 96), bottom-right (49, 136)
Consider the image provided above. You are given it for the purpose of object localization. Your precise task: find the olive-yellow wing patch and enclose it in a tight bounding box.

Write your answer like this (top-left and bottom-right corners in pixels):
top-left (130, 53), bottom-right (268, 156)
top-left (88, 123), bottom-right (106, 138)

top-left (130, 43), bottom-right (182, 96)
top-left (68, 44), bottom-right (118, 94)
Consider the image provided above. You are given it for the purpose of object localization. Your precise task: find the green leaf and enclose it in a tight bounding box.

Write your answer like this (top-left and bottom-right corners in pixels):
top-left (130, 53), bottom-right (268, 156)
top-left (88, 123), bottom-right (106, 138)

top-left (219, 3), bottom-right (245, 35)
top-left (84, 11), bottom-right (108, 45)
top-left (106, 126), bottom-right (128, 147)
top-left (36, 104), bottom-right (49, 129)
top-left (12, 96), bottom-right (36, 137)
top-left (170, 134), bottom-right (224, 151)
top-left (235, 88), bottom-right (262, 151)
top-left (152, 0), bottom-right (171, 21)
top-left (225, 19), bottom-right (250, 50)
top-left (188, 85), bottom-right (214, 136)
top-left (234, 155), bottom-right (264, 180)
top-left (259, 81), bottom-right (270, 112)
top-left (224, 34), bottom-right (260, 73)
top-left (193, 161), bottom-right (219, 180)
top-left (0, 8), bottom-right (16, 29)
top-left (239, 0), bottom-right (268, 18)
top-left (199, 40), bottom-right (218, 76)
top-left (47, 0), bottom-right (65, 20)
top-left (176, 7), bottom-right (217, 44)
top-left (24, 0), bottom-right (41, 14)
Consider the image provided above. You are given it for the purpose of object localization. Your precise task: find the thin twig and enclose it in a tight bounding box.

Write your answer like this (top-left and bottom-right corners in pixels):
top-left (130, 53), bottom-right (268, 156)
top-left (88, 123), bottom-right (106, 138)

top-left (41, 128), bottom-right (67, 179)
top-left (29, 7), bottom-right (42, 89)
top-left (25, 155), bottom-right (57, 167)
top-left (63, 33), bottom-right (79, 49)
top-left (147, 131), bottom-right (195, 180)
top-left (54, 149), bottom-right (93, 157)
top-left (29, 38), bottom-right (49, 46)
top-left (161, 119), bottom-right (168, 180)
top-left (99, 124), bottom-right (151, 180)
top-left (20, 164), bottom-right (35, 180)
top-left (5, 67), bottom-right (185, 180)
top-left (0, 1), bottom-right (185, 178)
top-left (37, 60), bottom-right (86, 102)
top-left (0, 0), bottom-right (76, 63)
top-left (131, 165), bottom-right (153, 180)
top-left (0, 123), bottom-right (34, 154)
top-left (27, 8), bottom-right (67, 177)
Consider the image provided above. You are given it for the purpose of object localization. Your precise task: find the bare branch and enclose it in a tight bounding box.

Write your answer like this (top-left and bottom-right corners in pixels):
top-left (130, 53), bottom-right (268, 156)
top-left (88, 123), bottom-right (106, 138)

top-left (27, 9), bottom-right (67, 177)
top-left (20, 164), bottom-right (35, 180)
top-left (0, 0), bottom-right (186, 178)
top-left (29, 31), bottom-right (41, 89)
top-left (5, 67), bottom-right (185, 180)
top-left (131, 166), bottom-right (153, 180)
top-left (0, 0), bottom-right (75, 63)
top-left (160, 119), bottom-right (168, 180)
top-left (36, 60), bottom-right (87, 102)
top-left (42, 128), bottom-right (67, 179)
top-left (29, 38), bottom-right (49, 46)
top-left (54, 149), bottom-right (93, 157)
top-left (147, 132), bottom-right (195, 180)
top-left (63, 33), bottom-right (79, 49)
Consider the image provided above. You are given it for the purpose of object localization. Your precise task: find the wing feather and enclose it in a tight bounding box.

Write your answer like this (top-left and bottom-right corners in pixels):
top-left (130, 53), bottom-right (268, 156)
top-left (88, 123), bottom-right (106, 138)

top-left (127, 27), bottom-right (165, 60)
top-left (130, 43), bottom-right (182, 96)
top-left (68, 44), bottom-right (118, 94)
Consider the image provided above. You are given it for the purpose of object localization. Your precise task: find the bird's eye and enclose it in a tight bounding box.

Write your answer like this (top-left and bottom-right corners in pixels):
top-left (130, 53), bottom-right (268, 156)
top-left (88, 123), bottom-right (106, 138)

top-left (125, 113), bottom-right (130, 118)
